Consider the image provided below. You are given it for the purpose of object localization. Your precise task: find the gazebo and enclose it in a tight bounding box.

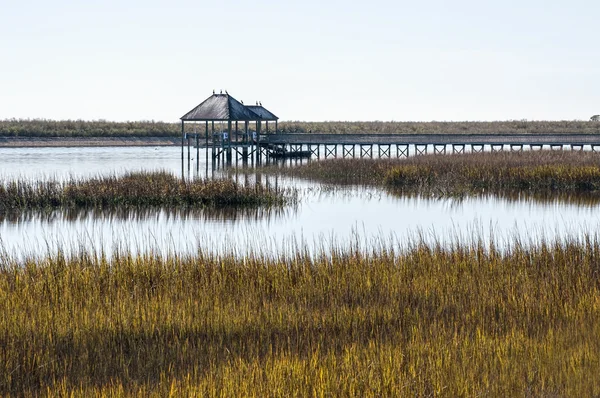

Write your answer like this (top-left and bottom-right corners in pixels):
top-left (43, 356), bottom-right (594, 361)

top-left (180, 92), bottom-right (279, 162)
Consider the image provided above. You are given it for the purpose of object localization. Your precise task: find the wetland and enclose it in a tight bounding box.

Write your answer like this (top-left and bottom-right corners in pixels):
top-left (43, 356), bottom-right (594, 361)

top-left (2, 145), bottom-right (600, 396)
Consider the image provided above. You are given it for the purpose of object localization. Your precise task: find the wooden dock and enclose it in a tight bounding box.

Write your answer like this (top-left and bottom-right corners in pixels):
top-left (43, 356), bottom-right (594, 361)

top-left (263, 133), bottom-right (600, 146)
top-left (255, 133), bottom-right (600, 159)
top-left (184, 132), bottom-right (600, 171)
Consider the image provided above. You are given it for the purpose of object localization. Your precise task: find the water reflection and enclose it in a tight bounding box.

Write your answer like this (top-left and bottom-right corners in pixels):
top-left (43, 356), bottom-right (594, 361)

top-left (2, 146), bottom-right (600, 258)
top-left (0, 204), bottom-right (296, 225)
top-left (385, 188), bottom-right (600, 207)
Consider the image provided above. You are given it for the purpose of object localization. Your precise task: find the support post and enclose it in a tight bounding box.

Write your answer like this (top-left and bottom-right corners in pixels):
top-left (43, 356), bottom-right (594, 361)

top-left (453, 144), bottom-right (465, 154)
top-left (416, 144), bottom-right (428, 156)
top-left (181, 120), bottom-right (185, 178)
top-left (196, 132), bottom-right (199, 171)
top-left (471, 145), bottom-right (484, 153)
top-left (256, 120), bottom-right (262, 162)
top-left (211, 121), bottom-right (216, 159)
top-left (187, 134), bottom-right (190, 172)
top-left (396, 144), bottom-right (408, 158)
top-left (227, 120), bottom-right (232, 162)
top-left (181, 120), bottom-right (184, 163)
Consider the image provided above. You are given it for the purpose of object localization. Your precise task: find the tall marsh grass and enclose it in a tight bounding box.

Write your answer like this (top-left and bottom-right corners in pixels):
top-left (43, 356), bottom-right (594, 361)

top-left (273, 151), bottom-right (600, 197)
top-left (2, 119), bottom-right (599, 138)
top-left (0, 171), bottom-right (290, 212)
top-left (0, 238), bottom-right (599, 396)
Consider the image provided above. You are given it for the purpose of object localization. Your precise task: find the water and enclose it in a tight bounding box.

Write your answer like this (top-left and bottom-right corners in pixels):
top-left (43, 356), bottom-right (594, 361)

top-left (1, 146), bottom-right (599, 258)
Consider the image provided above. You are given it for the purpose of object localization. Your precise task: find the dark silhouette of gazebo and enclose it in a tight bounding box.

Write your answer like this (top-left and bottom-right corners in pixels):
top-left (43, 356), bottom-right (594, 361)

top-left (180, 92), bottom-right (278, 162)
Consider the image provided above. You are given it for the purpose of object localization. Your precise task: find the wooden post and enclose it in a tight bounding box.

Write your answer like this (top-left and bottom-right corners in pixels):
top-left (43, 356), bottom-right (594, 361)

top-left (181, 120), bottom-right (184, 163)
top-left (211, 121), bottom-right (216, 159)
top-left (196, 131), bottom-right (199, 171)
top-left (227, 120), bottom-right (232, 162)
top-left (256, 120), bottom-right (262, 162)
top-left (181, 120), bottom-right (185, 179)
top-left (187, 133), bottom-right (190, 172)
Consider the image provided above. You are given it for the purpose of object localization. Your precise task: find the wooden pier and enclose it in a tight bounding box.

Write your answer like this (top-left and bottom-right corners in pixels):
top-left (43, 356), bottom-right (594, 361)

top-left (180, 93), bottom-right (600, 169)
top-left (256, 133), bottom-right (600, 159)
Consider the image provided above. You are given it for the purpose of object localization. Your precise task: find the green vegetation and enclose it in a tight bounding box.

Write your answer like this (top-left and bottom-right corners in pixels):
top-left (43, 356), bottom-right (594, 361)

top-left (270, 151), bottom-right (600, 197)
top-left (1, 239), bottom-right (599, 396)
top-left (2, 119), bottom-right (600, 138)
top-left (0, 172), bottom-right (289, 212)
top-left (0, 119), bottom-right (179, 137)
top-left (278, 120), bottom-right (600, 135)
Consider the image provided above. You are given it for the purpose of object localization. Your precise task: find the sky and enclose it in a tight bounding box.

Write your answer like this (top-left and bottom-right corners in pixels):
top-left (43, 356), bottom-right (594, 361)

top-left (1, 0), bottom-right (599, 122)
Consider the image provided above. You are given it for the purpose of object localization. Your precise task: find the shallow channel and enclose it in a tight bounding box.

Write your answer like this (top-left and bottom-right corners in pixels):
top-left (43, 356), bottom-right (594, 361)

top-left (1, 146), bottom-right (599, 258)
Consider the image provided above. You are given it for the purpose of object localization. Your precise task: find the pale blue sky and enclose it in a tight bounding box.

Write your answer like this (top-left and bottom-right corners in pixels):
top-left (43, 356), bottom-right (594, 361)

top-left (1, 0), bottom-right (599, 122)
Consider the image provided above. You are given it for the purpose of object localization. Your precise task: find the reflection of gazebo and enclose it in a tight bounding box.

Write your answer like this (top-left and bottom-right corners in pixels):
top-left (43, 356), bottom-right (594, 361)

top-left (180, 92), bottom-right (278, 161)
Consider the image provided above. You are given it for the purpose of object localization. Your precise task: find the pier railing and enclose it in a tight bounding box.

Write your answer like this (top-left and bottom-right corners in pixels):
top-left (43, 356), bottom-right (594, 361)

top-left (263, 133), bottom-right (600, 146)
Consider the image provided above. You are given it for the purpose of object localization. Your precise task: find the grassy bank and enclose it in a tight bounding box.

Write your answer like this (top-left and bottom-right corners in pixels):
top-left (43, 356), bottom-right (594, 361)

top-left (271, 151), bottom-right (600, 197)
top-left (0, 172), bottom-right (289, 212)
top-left (1, 239), bottom-right (599, 396)
top-left (0, 119), bottom-right (179, 138)
top-left (2, 119), bottom-right (600, 138)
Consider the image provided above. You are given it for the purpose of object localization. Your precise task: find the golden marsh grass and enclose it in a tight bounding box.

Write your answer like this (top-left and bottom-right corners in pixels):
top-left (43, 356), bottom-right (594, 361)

top-left (1, 238), bottom-right (599, 396)
top-left (0, 171), bottom-right (290, 212)
top-left (270, 151), bottom-right (600, 197)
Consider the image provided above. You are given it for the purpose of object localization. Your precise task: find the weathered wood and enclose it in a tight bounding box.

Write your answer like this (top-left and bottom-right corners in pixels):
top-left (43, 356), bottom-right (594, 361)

top-left (360, 145), bottom-right (373, 158)
top-left (264, 133), bottom-right (600, 147)
top-left (325, 144), bottom-right (336, 158)
top-left (379, 144), bottom-right (390, 158)
top-left (343, 145), bottom-right (354, 158)
top-left (397, 144), bottom-right (409, 158)
top-left (453, 144), bottom-right (465, 154)
top-left (415, 145), bottom-right (428, 156)
top-left (434, 144), bottom-right (446, 155)
top-left (181, 120), bottom-right (185, 163)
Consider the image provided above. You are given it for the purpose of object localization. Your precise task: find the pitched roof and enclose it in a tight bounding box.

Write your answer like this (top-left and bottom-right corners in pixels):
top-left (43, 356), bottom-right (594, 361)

top-left (180, 93), bottom-right (262, 121)
top-left (246, 105), bottom-right (278, 121)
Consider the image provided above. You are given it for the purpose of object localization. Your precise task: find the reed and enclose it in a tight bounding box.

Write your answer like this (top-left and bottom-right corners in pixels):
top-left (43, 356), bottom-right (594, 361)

top-left (271, 151), bottom-right (600, 197)
top-left (1, 237), bottom-right (599, 396)
top-left (2, 119), bottom-right (600, 138)
top-left (0, 171), bottom-right (290, 212)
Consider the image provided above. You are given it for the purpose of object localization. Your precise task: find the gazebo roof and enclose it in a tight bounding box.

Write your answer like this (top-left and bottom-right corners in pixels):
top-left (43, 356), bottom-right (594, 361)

top-left (246, 105), bottom-right (278, 121)
top-left (181, 93), bottom-right (262, 121)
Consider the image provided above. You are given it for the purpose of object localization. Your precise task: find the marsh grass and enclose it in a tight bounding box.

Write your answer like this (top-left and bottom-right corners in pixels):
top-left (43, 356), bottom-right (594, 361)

top-left (270, 151), bottom-right (600, 198)
top-left (0, 171), bottom-right (290, 212)
top-left (2, 119), bottom-right (600, 138)
top-left (1, 238), bottom-right (599, 396)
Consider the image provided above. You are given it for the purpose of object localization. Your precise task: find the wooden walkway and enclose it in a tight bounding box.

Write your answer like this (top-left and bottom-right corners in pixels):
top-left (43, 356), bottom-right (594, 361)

top-left (190, 133), bottom-right (600, 166)
top-left (263, 133), bottom-right (600, 146)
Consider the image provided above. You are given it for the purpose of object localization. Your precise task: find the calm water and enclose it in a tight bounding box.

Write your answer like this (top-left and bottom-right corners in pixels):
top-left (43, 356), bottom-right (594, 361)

top-left (1, 146), bottom-right (599, 257)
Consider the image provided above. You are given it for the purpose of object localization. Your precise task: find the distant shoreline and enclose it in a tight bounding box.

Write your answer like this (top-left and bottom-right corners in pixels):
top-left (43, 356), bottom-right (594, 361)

top-left (0, 136), bottom-right (184, 148)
